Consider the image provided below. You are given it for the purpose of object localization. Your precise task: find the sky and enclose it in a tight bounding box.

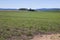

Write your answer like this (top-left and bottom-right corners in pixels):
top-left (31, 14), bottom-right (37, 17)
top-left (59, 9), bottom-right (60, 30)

top-left (0, 0), bottom-right (60, 9)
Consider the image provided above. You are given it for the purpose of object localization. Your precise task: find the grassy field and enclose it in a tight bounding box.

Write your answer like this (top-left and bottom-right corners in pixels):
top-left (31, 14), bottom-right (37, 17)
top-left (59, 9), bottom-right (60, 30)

top-left (0, 11), bottom-right (60, 40)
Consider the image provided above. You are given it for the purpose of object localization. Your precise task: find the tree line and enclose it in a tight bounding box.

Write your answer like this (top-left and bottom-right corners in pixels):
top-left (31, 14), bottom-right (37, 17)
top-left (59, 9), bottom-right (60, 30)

top-left (19, 8), bottom-right (36, 11)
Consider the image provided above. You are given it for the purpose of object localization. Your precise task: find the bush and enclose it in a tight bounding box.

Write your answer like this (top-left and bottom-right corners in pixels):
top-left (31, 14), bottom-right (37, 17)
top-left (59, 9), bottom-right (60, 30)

top-left (19, 8), bottom-right (28, 11)
top-left (28, 8), bottom-right (36, 11)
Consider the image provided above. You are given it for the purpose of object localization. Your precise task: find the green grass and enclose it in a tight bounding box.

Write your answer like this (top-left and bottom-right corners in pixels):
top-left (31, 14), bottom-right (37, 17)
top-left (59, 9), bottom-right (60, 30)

top-left (0, 11), bottom-right (60, 40)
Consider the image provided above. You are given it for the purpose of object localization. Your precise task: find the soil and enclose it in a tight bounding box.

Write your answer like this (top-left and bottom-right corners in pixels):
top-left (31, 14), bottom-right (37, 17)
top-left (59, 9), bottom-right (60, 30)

top-left (31, 33), bottom-right (60, 40)
top-left (6, 33), bottom-right (60, 40)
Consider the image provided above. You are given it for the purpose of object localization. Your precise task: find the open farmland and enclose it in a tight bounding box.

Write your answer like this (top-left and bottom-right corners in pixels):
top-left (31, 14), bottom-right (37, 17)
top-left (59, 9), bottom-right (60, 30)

top-left (0, 11), bottom-right (60, 40)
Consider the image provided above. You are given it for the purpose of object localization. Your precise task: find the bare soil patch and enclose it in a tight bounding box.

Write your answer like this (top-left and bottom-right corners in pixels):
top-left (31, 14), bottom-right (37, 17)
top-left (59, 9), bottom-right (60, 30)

top-left (31, 33), bottom-right (60, 40)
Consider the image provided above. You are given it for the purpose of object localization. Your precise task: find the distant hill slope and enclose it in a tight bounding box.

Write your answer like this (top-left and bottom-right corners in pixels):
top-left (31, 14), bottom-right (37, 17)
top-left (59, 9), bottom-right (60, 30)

top-left (36, 8), bottom-right (60, 12)
top-left (0, 8), bottom-right (18, 10)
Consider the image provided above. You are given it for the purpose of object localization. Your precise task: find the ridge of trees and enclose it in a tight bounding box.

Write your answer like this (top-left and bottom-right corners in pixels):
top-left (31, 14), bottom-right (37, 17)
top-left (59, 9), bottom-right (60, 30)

top-left (19, 8), bottom-right (36, 11)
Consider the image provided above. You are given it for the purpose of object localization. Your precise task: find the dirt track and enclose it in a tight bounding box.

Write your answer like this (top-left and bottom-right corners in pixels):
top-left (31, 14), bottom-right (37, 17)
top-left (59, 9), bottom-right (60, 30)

top-left (31, 33), bottom-right (60, 40)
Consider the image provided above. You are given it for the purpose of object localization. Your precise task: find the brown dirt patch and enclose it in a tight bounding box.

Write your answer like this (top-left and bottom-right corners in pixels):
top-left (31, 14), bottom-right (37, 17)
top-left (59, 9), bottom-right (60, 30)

top-left (31, 33), bottom-right (60, 40)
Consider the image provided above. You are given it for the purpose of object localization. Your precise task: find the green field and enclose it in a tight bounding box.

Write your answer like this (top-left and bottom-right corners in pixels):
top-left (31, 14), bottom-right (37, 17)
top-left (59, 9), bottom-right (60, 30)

top-left (0, 11), bottom-right (60, 40)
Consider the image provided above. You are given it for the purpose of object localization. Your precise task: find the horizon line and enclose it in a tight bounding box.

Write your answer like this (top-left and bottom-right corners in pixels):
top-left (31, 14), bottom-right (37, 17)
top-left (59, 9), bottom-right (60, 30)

top-left (0, 8), bottom-right (60, 9)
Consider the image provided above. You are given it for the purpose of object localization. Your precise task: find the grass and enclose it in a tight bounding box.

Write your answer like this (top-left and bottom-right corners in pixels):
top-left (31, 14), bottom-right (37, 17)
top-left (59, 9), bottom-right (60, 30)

top-left (0, 11), bottom-right (60, 40)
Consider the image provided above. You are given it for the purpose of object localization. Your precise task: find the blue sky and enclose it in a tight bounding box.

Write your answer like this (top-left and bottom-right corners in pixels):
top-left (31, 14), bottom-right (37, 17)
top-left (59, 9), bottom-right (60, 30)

top-left (0, 0), bottom-right (60, 9)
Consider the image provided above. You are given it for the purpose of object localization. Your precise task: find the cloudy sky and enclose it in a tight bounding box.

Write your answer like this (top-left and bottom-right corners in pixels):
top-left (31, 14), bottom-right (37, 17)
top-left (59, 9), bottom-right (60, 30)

top-left (0, 0), bottom-right (60, 9)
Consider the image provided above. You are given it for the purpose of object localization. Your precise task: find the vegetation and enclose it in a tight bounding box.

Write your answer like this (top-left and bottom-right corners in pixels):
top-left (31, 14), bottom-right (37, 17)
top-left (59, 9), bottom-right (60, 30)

top-left (19, 8), bottom-right (28, 11)
top-left (19, 8), bottom-right (36, 11)
top-left (0, 11), bottom-right (60, 40)
top-left (28, 8), bottom-right (36, 11)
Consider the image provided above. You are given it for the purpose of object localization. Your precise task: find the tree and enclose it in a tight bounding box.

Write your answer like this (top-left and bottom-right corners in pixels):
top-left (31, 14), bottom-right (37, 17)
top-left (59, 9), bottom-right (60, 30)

top-left (28, 8), bottom-right (36, 11)
top-left (19, 8), bottom-right (28, 11)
